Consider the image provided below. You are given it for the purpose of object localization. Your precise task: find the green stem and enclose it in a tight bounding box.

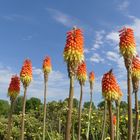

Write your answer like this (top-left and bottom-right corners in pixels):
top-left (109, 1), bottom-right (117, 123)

top-left (7, 100), bottom-right (14, 140)
top-left (134, 91), bottom-right (139, 140)
top-left (43, 74), bottom-right (48, 140)
top-left (86, 86), bottom-right (93, 140)
top-left (72, 121), bottom-right (76, 140)
top-left (65, 76), bottom-right (74, 140)
top-left (101, 100), bottom-right (107, 140)
top-left (20, 86), bottom-right (27, 140)
top-left (108, 100), bottom-right (114, 140)
top-left (58, 117), bottom-right (61, 135)
top-left (78, 84), bottom-right (83, 140)
top-left (116, 101), bottom-right (120, 140)
top-left (125, 58), bottom-right (133, 140)
top-left (127, 66), bottom-right (133, 140)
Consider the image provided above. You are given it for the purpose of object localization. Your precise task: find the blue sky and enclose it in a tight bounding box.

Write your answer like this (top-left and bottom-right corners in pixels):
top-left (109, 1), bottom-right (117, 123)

top-left (0, 0), bottom-right (140, 106)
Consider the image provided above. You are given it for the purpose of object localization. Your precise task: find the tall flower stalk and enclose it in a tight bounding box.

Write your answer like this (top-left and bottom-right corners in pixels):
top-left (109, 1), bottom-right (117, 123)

top-left (119, 27), bottom-right (136, 140)
top-left (20, 59), bottom-right (32, 140)
top-left (131, 56), bottom-right (140, 140)
top-left (101, 100), bottom-right (107, 140)
top-left (86, 71), bottom-right (95, 140)
top-left (42, 56), bottom-right (52, 140)
top-left (77, 62), bottom-right (87, 140)
top-left (102, 69), bottom-right (122, 140)
top-left (63, 27), bottom-right (84, 140)
top-left (7, 75), bottom-right (20, 140)
top-left (115, 85), bottom-right (123, 140)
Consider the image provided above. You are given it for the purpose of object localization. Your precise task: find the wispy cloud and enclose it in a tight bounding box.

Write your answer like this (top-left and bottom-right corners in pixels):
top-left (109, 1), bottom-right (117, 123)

top-left (91, 30), bottom-right (105, 50)
top-left (22, 35), bottom-right (33, 41)
top-left (106, 51), bottom-right (120, 62)
top-left (84, 48), bottom-right (90, 54)
top-left (46, 8), bottom-right (92, 31)
top-left (118, 0), bottom-right (130, 11)
top-left (106, 32), bottom-right (119, 44)
top-left (1, 14), bottom-right (30, 21)
top-left (90, 53), bottom-right (104, 63)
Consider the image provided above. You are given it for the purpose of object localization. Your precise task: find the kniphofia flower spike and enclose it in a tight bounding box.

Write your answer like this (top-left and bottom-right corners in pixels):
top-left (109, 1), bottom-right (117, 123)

top-left (119, 27), bottom-right (136, 58)
top-left (43, 56), bottom-right (52, 75)
top-left (20, 59), bottom-right (32, 87)
top-left (77, 62), bottom-right (87, 85)
top-left (102, 69), bottom-right (122, 101)
top-left (63, 27), bottom-right (84, 69)
top-left (8, 75), bottom-right (20, 101)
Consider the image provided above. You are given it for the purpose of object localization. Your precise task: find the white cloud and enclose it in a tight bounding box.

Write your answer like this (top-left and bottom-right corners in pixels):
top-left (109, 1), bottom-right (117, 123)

top-left (22, 35), bottom-right (33, 41)
top-left (106, 51), bottom-right (120, 62)
top-left (106, 32), bottom-right (119, 43)
top-left (84, 48), bottom-right (90, 54)
top-left (118, 0), bottom-right (129, 11)
top-left (92, 30), bottom-right (105, 50)
top-left (90, 53), bottom-right (104, 63)
top-left (46, 8), bottom-right (91, 31)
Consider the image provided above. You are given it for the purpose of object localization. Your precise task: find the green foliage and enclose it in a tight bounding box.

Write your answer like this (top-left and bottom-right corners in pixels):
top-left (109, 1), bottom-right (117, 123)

top-left (0, 98), bottom-right (136, 139)
top-left (0, 99), bottom-right (10, 117)
top-left (83, 101), bottom-right (96, 110)
top-left (26, 97), bottom-right (42, 112)
top-left (13, 96), bottom-right (23, 114)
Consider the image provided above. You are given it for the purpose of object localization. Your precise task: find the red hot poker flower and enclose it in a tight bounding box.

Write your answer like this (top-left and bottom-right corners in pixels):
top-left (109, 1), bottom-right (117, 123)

top-left (20, 59), bottom-right (32, 87)
top-left (119, 27), bottom-right (136, 58)
top-left (77, 62), bottom-right (87, 85)
top-left (8, 75), bottom-right (20, 101)
top-left (89, 71), bottom-right (95, 83)
top-left (113, 115), bottom-right (117, 126)
top-left (43, 56), bottom-right (52, 75)
top-left (102, 69), bottom-right (122, 101)
top-left (63, 27), bottom-right (84, 68)
top-left (132, 55), bottom-right (140, 80)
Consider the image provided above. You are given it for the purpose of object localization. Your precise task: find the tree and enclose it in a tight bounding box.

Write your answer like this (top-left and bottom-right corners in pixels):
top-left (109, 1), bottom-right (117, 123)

top-left (0, 100), bottom-right (10, 117)
top-left (26, 97), bottom-right (42, 112)
top-left (97, 101), bottom-right (105, 109)
top-left (64, 98), bottom-right (79, 109)
top-left (84, 101), bottom-right (96, 110)
top-left (14, 96), bottom-right (23, 114)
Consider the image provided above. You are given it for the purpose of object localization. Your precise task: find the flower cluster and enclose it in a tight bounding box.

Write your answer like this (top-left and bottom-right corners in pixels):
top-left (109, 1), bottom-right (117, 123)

top-left (20, 59), bottom-right (32, 87)
top-left (77, 62), bottom-right (87, 85)
top-left (132, 55), bottom-right (140, 80)
top-left (63, 27), bottom-right (84, 68)
top-left (43, 56), bottom-right (52, 75)
top-left (102, 69), bottom-right (122, 101)
top-left (89, 71), bottom-right (95, 84)
top-left (8, 75), bottom-right (20, 101)
top-left (119, 27), bottom-right (136, 58)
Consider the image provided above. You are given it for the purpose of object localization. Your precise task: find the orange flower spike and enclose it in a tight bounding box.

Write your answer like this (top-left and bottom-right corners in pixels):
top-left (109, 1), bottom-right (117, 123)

top-left (77, 62), bottom-right (87, 85)
top-left (102, 69), bottom-right (120, 101)
top-left (43, 56), bottom-right (52, 75)
top-left (20, 59), bottom-right (32, 87)
top-left (119, 27), bottom-right (136, 58)
top-left (8, 75), bottom-right (20, 101)
top-left (132, 55), bottom-right (140, 80)
top-left (89, 71), bottom-right (95, 84)
top-left (113, 115), bottom-right (117, 126)
top-left (117, 85), bottom-right (123, 101)
top-left (63, 27), bottom-right (84, 67)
